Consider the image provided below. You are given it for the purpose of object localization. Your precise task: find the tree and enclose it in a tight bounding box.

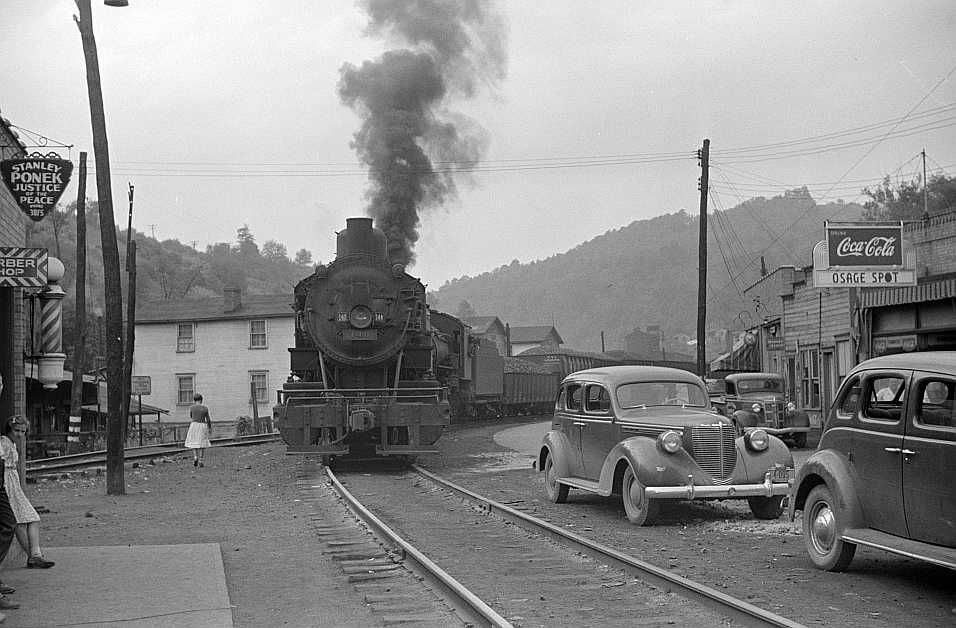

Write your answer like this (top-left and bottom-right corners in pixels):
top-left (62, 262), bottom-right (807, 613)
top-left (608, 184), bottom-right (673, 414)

top-left (862, 174), bottom-right (956, 221)
top-left (235, 224), bottom-right (259, 257)
top-left (262, 240), bottom-right (288, 260)
top-left (294, 248), bottom-right (313, 265)
top-left (455, 299), bottom-right (477, 319)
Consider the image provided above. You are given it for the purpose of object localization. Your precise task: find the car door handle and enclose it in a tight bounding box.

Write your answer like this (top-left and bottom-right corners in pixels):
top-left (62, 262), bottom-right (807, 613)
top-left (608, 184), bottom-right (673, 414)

top-left (573, 422), bottom-right (587, 428)
top-left (884, 447), bottom-right (902, 453)
top-left (901, 449), bottom-right (916, 456)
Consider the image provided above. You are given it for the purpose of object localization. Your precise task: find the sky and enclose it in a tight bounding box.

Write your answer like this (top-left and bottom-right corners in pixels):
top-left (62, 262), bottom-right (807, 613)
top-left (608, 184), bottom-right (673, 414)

top-left (2, 1), bottom-right (955, 289)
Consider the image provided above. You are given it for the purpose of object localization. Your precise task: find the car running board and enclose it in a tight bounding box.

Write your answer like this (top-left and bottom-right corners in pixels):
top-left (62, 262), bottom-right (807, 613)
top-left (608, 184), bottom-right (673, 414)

top-left (842, 528), bottom-right (956, 571)
top-left (557, 477), bottom-right (609, 495)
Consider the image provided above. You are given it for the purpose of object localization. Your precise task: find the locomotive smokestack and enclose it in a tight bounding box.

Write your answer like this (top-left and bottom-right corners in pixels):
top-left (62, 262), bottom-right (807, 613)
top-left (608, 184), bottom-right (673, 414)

top-left (338, 0), bottom-right (507, 266)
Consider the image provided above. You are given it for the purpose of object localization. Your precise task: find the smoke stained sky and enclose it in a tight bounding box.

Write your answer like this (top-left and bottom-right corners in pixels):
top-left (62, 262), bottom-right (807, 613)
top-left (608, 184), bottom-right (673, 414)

top-left (2, 1), bottom-right (955, 287)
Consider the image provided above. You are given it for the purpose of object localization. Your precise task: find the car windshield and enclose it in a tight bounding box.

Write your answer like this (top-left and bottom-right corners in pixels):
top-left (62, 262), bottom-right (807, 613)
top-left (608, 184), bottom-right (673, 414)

top-left (616, 381), bottom-right (708, 408)
top-left (735, 378), bottom-right (783, 394)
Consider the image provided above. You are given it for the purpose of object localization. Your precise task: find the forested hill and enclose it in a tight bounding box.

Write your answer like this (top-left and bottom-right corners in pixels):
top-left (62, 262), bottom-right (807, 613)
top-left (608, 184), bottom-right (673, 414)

top-left (427, 189), bottom-right (863, 352)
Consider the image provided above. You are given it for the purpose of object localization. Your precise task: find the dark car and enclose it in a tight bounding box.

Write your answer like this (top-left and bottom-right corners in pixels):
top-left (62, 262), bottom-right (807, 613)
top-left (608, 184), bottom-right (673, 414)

top-left (538, 366), bottom-right (794, 525)
top-left (723, 372), bottom-right (811, 447)
top-left (789, 352), bottom-right (956, 571)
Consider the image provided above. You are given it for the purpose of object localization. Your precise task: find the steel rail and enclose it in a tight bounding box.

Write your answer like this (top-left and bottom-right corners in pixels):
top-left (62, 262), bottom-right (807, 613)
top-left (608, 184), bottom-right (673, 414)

top-left (325, 467), bottom-right (514, 628)
top-left (412, 464), bottom-right (806, 628)
top-left (25, 434), bottom-right (279, 475)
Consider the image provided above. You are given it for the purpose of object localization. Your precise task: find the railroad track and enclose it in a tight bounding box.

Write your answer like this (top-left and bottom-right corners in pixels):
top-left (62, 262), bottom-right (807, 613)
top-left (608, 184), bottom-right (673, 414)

top-left (25, 433), bottom-right (279, 476)
top-left (322, 463), bottom-right (806, 628)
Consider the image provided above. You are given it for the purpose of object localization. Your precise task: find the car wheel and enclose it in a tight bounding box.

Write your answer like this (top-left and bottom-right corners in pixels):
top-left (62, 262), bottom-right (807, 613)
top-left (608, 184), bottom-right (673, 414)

top-left (792, 432), bottom-right (808, 449)
top-left (543, 453), bottom-right (569, 504)
top-left (803, 485), bottom-right (856, 572)
top-left (622, 467), bottom-right (659, 525)
top-left (748, 495), bottom-right (784, 519)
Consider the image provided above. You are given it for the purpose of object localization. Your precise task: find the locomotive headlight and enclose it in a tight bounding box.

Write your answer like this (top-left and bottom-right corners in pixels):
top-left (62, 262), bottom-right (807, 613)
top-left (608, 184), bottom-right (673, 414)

top-left (348, 305), bottom-right (373, 329)
top-left (745, 428), bottom-right (770, 452)
top-left (751, 402), bottom-right (763, 413)
top-left (786, 401), bottom-right (796, 412)
top-left (657, 430), bottom-right (683, 454)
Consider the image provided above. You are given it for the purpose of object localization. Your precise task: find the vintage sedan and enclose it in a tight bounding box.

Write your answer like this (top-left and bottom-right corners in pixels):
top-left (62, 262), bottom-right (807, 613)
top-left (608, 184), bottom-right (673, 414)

top-left (538, 366), bottom-right (794, 525)
top-left (790, 352), bottom-right (956, 571)
top-left (724, 372), bottom-right (811, 447)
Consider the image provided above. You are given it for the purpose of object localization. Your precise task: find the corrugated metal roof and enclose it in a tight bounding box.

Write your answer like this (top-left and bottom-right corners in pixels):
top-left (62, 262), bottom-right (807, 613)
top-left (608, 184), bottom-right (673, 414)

top-left (136, 293), bottom-right (294, 323)
top-left (859, 278), bottom-right (956, 308)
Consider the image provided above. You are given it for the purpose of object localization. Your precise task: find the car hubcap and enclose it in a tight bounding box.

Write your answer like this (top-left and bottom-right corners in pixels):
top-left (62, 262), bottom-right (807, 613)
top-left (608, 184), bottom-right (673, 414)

top-left (810, 503), bottom-right (836, 554)
top-left (627, 477), bottom-right (643, 509)
top-left (546, 460), bottom-right (556, 490)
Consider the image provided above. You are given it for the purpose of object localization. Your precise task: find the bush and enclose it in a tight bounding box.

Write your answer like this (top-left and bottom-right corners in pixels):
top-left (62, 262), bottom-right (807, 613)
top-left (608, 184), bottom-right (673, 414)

top-left (234, 415), bottom-right (252, 437)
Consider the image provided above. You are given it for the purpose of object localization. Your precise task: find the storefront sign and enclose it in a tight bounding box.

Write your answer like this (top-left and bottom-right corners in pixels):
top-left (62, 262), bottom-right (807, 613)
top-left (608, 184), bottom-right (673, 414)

top-left (814, 269), bottom-right (917, 287)
top-left (0, 247), bottom-right (48, 287)
top-left (766, 338), bottom-right (785, 351)
top-left (130, 375), bottom-right (152, 396)
top-left (826, 223), bottom-right (903, 267)
top-left (0, 153), bottom-right (73, 222)
top-left (873, 335), bottom-right (917, 355)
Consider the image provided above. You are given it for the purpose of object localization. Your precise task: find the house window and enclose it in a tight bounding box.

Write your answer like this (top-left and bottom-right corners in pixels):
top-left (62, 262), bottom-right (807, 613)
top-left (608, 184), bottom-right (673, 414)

top-left (801, 348), bottom-right (820, 408)
top-left (177, 374), bottom-right (195, 405)
top-left (177, 323), bottom-right (195, 352)
top-left (250, 371), bottom-right (268, 403)
top-left (250, 320), bottom-right (267, 349)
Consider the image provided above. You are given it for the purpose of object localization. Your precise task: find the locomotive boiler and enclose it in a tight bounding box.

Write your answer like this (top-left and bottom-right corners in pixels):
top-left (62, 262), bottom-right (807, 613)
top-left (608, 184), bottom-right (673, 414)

top-left (274, 217), bottom-right (450, 462)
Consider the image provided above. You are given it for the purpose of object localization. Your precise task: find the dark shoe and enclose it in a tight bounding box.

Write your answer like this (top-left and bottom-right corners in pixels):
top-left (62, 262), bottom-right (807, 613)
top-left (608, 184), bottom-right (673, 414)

top-left (0, 584), bottom-right (13, 595)
top-left (0, 597), bottom-right (20, 610)
top-left (27, 556), bottom-right (55, 569)
top-left (198, 461), bottom-right (204, 468)
top-left (193, 459), bottom-right (198, 467)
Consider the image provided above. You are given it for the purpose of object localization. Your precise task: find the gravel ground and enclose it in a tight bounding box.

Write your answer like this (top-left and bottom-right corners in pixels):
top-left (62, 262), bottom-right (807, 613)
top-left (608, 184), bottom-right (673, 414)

top-left (15, 419), bottom-right (956, 628)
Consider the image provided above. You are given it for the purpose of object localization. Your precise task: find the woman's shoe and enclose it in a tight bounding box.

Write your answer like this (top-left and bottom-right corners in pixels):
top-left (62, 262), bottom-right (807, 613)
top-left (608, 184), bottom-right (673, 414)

top-left (27, 556), bottom-right (55, 569)
top-left (193, 459), bottom-right (198, 467)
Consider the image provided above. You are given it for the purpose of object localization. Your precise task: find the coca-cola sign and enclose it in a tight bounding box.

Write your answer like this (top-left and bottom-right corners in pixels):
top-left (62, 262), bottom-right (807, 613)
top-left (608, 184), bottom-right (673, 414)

top-left (826, 224), bottom-right (903, 267)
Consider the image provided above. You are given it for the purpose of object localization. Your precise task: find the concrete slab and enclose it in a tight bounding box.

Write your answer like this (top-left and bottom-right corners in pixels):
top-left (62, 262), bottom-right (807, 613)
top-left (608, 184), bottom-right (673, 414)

top-left (2, 544), bottom-right (233, 628)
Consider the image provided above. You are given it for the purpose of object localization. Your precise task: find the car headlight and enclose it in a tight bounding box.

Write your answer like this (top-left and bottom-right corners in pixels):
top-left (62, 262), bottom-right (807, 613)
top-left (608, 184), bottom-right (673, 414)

top-left (657, 430), bottom-right (683, 454)
top-left (745, 428), bottom-right (769, 452)
top-left (786, 402), bottom-right (796, 412)
top-left (751, 403), bottom-right (762, 413)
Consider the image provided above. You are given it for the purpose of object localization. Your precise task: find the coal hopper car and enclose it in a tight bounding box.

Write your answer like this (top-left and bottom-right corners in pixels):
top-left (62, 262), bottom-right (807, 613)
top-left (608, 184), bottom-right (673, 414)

top-left (274, 217), bottom-right (450, 463)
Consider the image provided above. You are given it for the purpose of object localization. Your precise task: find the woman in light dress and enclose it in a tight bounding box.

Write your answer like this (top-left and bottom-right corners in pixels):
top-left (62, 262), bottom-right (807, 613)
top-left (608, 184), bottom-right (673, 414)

top-left (184, 393), bottom-right (212, 467)
top-left (0, 416), bottom-right (54, 568)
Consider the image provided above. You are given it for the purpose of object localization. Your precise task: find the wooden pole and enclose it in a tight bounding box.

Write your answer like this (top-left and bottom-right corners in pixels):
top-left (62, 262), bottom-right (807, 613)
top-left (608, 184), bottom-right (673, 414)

top-left (75, 0), bottom-right (125, 494)
top-left (69, 151), bottom-right (88, 454)
top-left (696, 139), bottom-right (710, 377)
top-left (122, 185), bottom-right (136, 442)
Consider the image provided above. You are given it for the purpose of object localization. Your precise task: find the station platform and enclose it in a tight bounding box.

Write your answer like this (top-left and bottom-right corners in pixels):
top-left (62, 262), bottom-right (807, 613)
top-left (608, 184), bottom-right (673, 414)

top-left (1, 543), bottom-right (233, 627)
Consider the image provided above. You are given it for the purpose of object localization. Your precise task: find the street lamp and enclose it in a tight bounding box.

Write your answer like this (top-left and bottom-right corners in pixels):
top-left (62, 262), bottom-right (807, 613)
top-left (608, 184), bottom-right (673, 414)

top-left (74, 0), bottom-right (127, 495)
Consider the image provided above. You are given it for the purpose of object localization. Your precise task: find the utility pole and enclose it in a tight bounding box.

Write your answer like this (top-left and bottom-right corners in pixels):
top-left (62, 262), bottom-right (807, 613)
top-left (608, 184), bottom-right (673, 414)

top-left (75, 0), bottom-right (125, 495)
top-left (68, 152), bottom-right (88, 454)
top-left (696, 139), bottom-right (710, 378)
top-left (922, 148), bottom-right (929, 218)
top-left (122, 183), bottom-right (136, 438)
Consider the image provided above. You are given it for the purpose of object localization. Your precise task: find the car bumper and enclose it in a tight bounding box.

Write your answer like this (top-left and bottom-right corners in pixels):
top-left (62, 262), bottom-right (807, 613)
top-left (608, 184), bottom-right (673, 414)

top-left (645, 470), bottom-right (793, 499)
top-left (762, 426), bottom-right (810, 436)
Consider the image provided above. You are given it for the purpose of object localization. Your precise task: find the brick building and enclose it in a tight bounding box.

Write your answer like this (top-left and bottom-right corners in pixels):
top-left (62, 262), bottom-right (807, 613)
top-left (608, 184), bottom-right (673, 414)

top-left (134, 288), bottom-right (294, 423)
top-left (0, 112), bottom-right (28, 420)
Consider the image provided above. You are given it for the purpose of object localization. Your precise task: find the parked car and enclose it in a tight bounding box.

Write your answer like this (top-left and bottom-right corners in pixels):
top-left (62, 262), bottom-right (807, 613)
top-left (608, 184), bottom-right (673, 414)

top-left (704, 377), bottom-right (728, 415)
top-left (538, 366), bottom-right (794, 525)
top-left (723, 372), bottom-right (811, 447)
top-left (790, 352), bottom-right (956, 572)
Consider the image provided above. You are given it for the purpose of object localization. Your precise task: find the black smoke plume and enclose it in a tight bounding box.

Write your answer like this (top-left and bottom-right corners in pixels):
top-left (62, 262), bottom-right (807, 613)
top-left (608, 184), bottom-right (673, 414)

top-left (339, 0), bottom-right (507, 266)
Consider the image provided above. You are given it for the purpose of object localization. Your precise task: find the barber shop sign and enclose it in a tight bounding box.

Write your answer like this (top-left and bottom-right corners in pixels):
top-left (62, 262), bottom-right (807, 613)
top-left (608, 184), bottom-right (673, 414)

top-left (1, 153), bottom-right (73, 222)
top-left (826, 223), bottom-right (903, 267)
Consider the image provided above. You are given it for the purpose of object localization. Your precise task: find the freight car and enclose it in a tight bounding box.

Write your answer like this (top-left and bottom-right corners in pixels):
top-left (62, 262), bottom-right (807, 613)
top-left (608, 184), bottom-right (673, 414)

top-left (517, 346), bottom-right (697, 381)
top-left (274, 218), bottom-right (450, 463)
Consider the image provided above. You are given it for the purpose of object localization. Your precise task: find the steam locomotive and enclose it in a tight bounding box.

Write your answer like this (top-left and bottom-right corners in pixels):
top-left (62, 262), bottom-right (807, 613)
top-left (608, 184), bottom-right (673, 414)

top-left (274, 217), bottom-right (450, 463)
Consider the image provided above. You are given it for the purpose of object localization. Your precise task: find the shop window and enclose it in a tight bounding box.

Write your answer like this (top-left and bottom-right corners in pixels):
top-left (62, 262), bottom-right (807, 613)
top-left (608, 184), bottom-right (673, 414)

top-left (801, 348), bottom-right (820, 408)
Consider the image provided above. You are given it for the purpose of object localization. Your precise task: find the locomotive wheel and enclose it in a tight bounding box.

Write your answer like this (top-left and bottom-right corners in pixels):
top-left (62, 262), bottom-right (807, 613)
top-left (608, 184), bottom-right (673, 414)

top-left (543, 454), bottom-right (569, 503)
top-left (622, 467), bottom-right (658, 525)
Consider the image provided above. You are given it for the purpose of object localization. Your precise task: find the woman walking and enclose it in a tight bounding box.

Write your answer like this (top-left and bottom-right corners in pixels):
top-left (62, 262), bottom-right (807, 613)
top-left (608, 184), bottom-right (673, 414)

top-left (185, 393), bottom-right (212, 467)
top-left (0, 416), bottom-right (54, 568)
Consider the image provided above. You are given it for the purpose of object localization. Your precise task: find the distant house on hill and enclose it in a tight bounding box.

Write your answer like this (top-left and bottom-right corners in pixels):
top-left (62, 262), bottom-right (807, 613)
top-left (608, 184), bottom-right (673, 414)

top-left (461, 316), bottom-right (508, 356)
top-left (510, 325), bottom-right (563, 356)
top-left (134, 288), bottom-right (294, 423)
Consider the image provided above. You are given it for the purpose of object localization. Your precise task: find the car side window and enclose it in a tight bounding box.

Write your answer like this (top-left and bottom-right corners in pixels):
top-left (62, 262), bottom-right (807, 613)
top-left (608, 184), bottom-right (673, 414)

top-left (916, 379), bottom-right (955, 428)
top-left (834, 376), bottom-right (862, 420)
top-left (566, 384), bottom-right (583, 412)
top-left (555, 387), bottom-right (566, 412)
top-left (585, 384), bottom-right (611, 414)
top-left (863, 375), bottom-right (905, 422)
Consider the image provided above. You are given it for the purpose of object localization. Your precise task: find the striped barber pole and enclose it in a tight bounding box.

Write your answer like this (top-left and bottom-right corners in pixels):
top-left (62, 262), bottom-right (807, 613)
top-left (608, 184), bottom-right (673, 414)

top-left (68, 416), bottom-right (81, 443)
top-left (40, 292), bottom-right (63, 354)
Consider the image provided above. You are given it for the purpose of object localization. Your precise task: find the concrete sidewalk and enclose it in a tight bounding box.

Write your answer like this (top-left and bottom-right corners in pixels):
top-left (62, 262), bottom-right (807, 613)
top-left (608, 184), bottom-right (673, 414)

top-left (1, 543), bottom-right (233, 627)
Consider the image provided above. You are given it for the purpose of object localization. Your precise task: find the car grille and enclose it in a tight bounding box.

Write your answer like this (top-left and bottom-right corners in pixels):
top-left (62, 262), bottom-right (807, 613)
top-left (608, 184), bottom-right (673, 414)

top-left (689, 423), bottom-right (737, 484)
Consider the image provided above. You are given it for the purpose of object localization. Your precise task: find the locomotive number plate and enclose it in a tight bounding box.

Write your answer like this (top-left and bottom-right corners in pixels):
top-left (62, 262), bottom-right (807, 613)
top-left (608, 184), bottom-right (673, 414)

top-left (345, 329), bottom-right (376, 341)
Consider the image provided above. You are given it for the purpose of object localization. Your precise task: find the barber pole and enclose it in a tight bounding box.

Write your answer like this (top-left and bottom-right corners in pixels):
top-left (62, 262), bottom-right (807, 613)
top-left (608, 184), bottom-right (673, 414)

top-left (36, 258), bottom-right (67, 390)
top-left (68, 415), bottom-right (81, 443)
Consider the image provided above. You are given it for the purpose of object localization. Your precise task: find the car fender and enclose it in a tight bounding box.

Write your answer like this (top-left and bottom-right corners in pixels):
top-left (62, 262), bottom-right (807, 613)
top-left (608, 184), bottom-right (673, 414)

top-left (788, 448), bottom-right (864, 529)
top-left (597, 436), bottom-right (682, 496)
top-left (539, 430), bottom-right (574, 477)
top-left (733, 409), bottom-right (759, 429)
top-left (733, 433), bottom-right (793, 480)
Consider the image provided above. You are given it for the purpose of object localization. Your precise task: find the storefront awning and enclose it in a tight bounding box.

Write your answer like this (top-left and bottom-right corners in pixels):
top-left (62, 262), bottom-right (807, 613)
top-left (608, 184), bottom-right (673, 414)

top-left (860, 277), bottom-right (956, 308)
